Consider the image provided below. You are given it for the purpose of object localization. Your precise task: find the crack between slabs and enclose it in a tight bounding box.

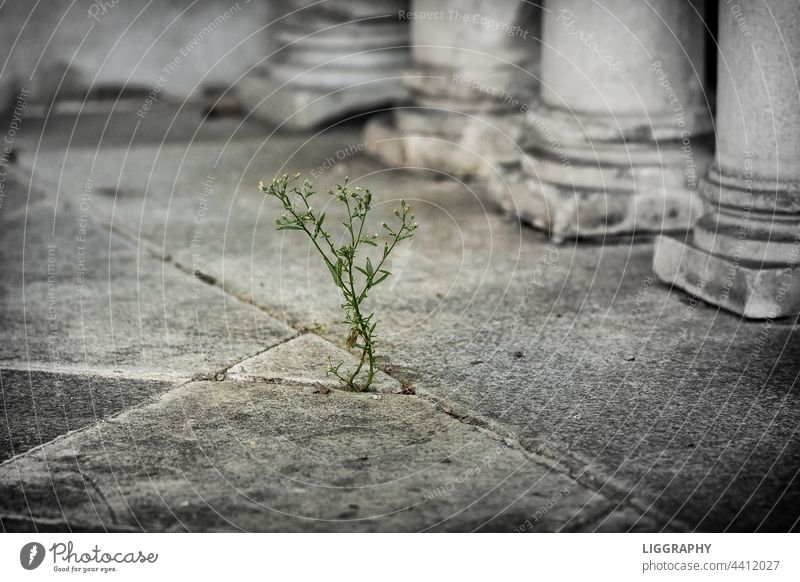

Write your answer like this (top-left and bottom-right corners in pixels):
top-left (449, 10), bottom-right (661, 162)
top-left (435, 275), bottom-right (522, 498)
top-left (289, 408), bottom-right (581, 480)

top-left (417, 391), bottom-right (689, 532)
top-left (82, 472), bottom-right (119, 526)
top-left (0, 376), bottom-right (191, 471)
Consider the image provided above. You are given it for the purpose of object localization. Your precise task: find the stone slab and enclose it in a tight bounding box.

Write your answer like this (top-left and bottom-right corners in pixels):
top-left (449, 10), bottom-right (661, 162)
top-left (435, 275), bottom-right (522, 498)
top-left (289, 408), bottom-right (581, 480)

top-left (14, 107), bottom-right (800, 531)
top-left (0, 176), bottom-right (294, 381)
top-left (0, 369), bottom-right (172, 462)
top-left (0, 380), bottom-right (621, 532)
top-left (228, 334), bottom-right (403, 393)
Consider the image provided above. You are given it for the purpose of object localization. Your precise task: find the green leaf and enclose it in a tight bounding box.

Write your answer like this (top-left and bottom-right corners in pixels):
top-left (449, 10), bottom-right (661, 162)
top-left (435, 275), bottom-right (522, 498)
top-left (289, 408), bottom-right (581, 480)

top-left (372, 272), bottom-right (390, 286)
top-left (276, 224), bottom-right (303, 231)
top-left (365, 257), bottom-right (374, 277)
top-left (326, 261), bottom-right (344, 288)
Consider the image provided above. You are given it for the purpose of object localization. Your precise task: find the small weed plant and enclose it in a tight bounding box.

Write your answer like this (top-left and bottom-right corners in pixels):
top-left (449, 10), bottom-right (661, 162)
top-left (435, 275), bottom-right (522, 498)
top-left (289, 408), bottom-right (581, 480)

top-left (260, 174), bottom-right (417, 391)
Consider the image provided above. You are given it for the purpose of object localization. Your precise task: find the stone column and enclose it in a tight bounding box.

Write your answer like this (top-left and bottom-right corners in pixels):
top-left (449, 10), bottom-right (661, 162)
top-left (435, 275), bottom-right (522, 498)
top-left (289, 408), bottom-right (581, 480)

top-left (653, 0), bottom-right (800, 318)
top-left (503, 0), bottom-right (711, 240)
top-left (365, 0), bottom-right (541, 180)
top-left (238, 0), bottom-right (410, 130)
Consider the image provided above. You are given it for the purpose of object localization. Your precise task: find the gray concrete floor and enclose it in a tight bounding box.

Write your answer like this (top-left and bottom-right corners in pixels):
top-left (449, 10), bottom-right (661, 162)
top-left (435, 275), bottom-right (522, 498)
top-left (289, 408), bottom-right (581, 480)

top-left (1, 100), bottom-right (798, 532)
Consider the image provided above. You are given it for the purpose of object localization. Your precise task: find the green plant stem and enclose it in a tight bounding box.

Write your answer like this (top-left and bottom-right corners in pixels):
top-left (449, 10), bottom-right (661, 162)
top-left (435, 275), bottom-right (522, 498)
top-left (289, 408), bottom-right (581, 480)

top-left (261, 175), bottom-right (417, 392)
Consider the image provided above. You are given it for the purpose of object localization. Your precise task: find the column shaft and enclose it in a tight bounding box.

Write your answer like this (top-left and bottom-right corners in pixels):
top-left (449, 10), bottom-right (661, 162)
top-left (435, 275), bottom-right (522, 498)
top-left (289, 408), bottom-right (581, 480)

top-left (365, 0), bottom-right (541, 180)
top-left (239, 0), bottom-right (410, 130)
top-left (653, 0), bottom-right (800, 318)
top-left (506, 0), bottom-right (711, 240)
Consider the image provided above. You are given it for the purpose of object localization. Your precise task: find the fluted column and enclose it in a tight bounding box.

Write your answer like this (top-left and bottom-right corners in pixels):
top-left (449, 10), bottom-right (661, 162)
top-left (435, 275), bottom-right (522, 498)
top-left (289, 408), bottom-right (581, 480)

top-left (238, 0), bottom-right (410, 130)
top-left (365, 0), bottom-right (540, 179)
top-left (653, 0), bottom-right (800, 318)
top-left (505, 0), bottom-right (711, 240)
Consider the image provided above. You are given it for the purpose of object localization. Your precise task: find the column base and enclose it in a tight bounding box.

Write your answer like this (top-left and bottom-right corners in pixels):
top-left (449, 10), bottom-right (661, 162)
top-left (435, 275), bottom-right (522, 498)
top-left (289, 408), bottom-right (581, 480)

top-left (363, 110), bottom-right (525, 179)
top-left (652, 233), bottom-right (800, 319)
top-left (491, 98), bottom-right (714, 240)
top-left (488, 159), bottom-right (706, 242)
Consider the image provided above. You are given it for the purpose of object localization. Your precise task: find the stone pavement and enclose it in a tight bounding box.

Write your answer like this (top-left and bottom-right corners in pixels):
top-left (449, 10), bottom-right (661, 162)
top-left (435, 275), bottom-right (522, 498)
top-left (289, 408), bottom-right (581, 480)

top-left (1, 100), bottom-right (798, 532)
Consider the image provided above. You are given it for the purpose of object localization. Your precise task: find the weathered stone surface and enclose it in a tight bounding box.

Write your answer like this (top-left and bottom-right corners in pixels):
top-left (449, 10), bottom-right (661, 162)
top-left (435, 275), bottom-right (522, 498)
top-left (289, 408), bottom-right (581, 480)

top-left (0, 369), bottom-right (172, 462)
top-left (653, 234), bottom-right (800, 319)
top-left (228, 334), bottom-right (403, 393)
top-left (0, 176), bottom-right (294, 380)
top-left (13, 106), bottom-right (800, 531)
top-left (0, 380), bottom-right (618, 532)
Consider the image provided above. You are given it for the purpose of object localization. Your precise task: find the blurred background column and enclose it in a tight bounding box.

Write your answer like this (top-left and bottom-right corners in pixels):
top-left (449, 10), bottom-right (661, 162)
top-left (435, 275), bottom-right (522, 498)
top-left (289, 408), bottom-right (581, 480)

top-left (499, 0), bottom-right (711, 241)
top-left (238, 0), bottom-right (410, 130)
top-left (365, 0), bottom-right (541, 180)
top-left (653, 0), bottom-right (800, 318)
